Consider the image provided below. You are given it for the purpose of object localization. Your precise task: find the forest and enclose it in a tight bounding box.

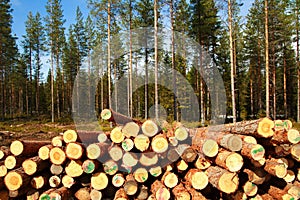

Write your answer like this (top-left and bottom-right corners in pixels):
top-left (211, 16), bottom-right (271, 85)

top-left (0, 0), bottom-right (300, 125)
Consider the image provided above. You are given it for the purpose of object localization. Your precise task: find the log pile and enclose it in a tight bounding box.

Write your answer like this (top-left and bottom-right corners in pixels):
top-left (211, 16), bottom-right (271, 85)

top-left (0, 109), bottom-right (300, 199)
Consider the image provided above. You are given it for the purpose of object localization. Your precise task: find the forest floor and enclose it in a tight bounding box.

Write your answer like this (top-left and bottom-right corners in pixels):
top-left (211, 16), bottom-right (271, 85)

top-left (1, 119), bottom-right (300, 147)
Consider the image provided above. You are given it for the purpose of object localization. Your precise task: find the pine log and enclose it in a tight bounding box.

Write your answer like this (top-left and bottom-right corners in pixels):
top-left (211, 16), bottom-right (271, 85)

top-left (136, 185), bottom-right (149, 200)
top-left (4, 167), bottom-right (31, 191)
top-left (86, 142), bottom-right (109, 160)
top-left (206, 166), bottom-right (239, 194)
top-left (27, 189), bottom-right (40, 200)
top-left (274, 119), bottom-right (292, 131)
top-left (184, 168), bottom-right (208, 190)
top-left (241, 142), bottom-right (265, 161)
top-left (181, 145), bottom-right (197, 163)
top-left (0, 146), bottom-right (10, 160)
top-left (112, 173), bottom-right (125, 187)
top-left (10, 140), bottom-right (51, 157)
top-left (271, 130), bottom-right (290, 145)
top-left (283, 170), bottom-right (295, 183)
top-left (172, 183), bottom-right (191, 200)
top-left (90, 189), bottom-right (102, 200)
top-left (61, 175), bottom-right (75, 188)
top-left (63, 129), bottom-right (78, 143)
top-left (65, 142), bottom-right (84, 160)
top-left (22, 156), bottom-right (49, 175)
top-left (110, 127), bottom-right (125, 143)
top-left (49, 175), bottom-right (61, 188)
top-left (31, 174), bottom-right (49, 189)
top-left (133, 167), bottom-right (148, 183)
top-left (215, 149), bottom-right (243, 172)
top-left (50, 164), bottom-right (63, 175)
top-left (123, 174), bottom-right (138, 196)
top-left (184, 184), bottom-right (207, 200)
top-left (194, 155), bottom-right (211, 170)
top-left (109, 145), bottom-right (123, 161)
top-left (168, 136), bottom-right (179, 146)
top-left (101, 108), bottom-right (141, 125)
top-left (91, 172), bottom-right (109, 190)
top-left (114, 188), bottom-right (129, 200)
top-left (4, 155), bottom-right (17, 170)
top-left (82, 159), bottom-right (98, 174)
top-left (151, 134), bottom-right (169, 153)
top-left (0, 165), bottom-right (7, 177)
top-left (264, 158), bottom-right (287, 178)
top-left (268, 186), bottom-right (289, 199)
top-left (51, 136), bottom-right (64, 147)
top-left (48, 187), bottom-right (72, 200)
top-left (161, 171), bottom-right (178, 189)
top-left (65, 160), bottom-right (83, 177)
top-left (122, 122), bottom-right (140, 138)
top-left (174, 126), bottom-right (189, 141)
top-left (122, 138), bottom-right (134, 152)
top-left (103, 159), bottom-right (118, 175)
top-left (243, 168), bottom-right (267, 185)
top-left (176, 159), bottom-right (189, 172)
top-left (167, 147), bottom-right (180, 163)
top-left (49, 147), bottom-right (66, 165)
top-left (139, 152), bottom-right (158, 167)
top-left (150, 180), bottom-right (170, 200)
top-left (74, 187), bottom-right (90, 200)
top-left (142, 120), bottom-right (159, 137)
top-left (38, 145), bottom-right (53, 160)
top-left (149, 166), bottom-right (162, 177)
top-left (291, 143), bottom-right (300, 161)
top-left (202, 139), bottom-right (219, 157)
top-left (39, 188), bottom-right (56, 200)
top-left (134, 134), bottom-right (150, 152)
top-left (122, 152), bottom-right (138, 167)
top-left (243, 181), bottom-right (258, 197)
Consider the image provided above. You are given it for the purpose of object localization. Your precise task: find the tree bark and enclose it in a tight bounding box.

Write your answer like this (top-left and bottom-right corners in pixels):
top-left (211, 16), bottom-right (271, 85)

top-left (265, 0), bottom-right (270, 118)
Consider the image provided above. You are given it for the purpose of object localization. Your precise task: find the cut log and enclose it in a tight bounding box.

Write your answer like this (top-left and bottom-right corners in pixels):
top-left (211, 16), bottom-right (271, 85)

top-left (271, 130), bottom-right (289, 145)
top-left (184, 184), bottom-right (207, 200)
top-left (112, 173), bottom-right (125, 187)
top-left (133, 167), bottom-right (148, 183)
top-left (174, 126), bottom-right (189, 141)
top-left (142, 120), bottom-right (159, 137)
top-left (243, 181), bottom-right (258, 197)
top-left (4, 167), bottom-right (31, 191)
top-left (122, 152), bottom-right (138, 167)
top-left (167, 147), bottom-right (180, 163)
top-left (286, 185), bottom-right (300, 199)
top-left (86, 143), bottom-right (109, 160)
top-left (264, 159), bottom-right (287, 178)
top-left (0, 165), bottom-right (7, 177)
top-left (168, 137), bottom-right (179, 147)
top-left (181, 146), bottom-right (197, 163)
top-left (274, 119), bottom-right (292, 131)
top-left (49, 187), bottom-right (72, 200)
top-left (283, 170), bottom-right (295, 183)
top-left (4, 155), bottom-right (17, 169)
top-left (65, 160), bottom-right (83, 177)
top-left (63, 130), bottom-right (78, 143)
top-left (49, 175), bottom-right (61, 187)
top-left (31, 175), bottom-right (47, 189)
top-left (291, 143), bottom-right (300, 161)
top-left (194, 156), bottom-right (211, 170)
top-left (22, 156), bottom-right (48, 175)
top-left (61, 175), bottom-right (74, 188)
top-left (39, 188), bottom-right (56, 200)
top-left (90, 189), bottom-right (102, 200)
top-left (122, 122), bottom-right (140, 138)
top-left (287, 129), bottom-right (300, 144)
top-left (82, 159), bottom-right (98, 174)
top-left (109, 146), bottom-right (123, 161)
top-left (38, 145), bottom-right (52, 160)
top-left (206, 166), bottom-right (239, 194)
top-left (151, 134), bottom-right (169, 153)
top-left (101, 108), bottom-right (140, 125)
top-left (149, 166), bottom-right (162, 177)
top-left (139, 152), bottom-right (158, 167)
top-left (220, 134), bottom-right (243, 152)
top-left (103, 160), bottom-right (118, 175)
top-left (98, 132), bottom-right (108, 143)
top-left (49, 147), bottom-right (66, 165)
top-left (10, 140), bottom-right (51, 157)
top-left (114, 188), bottom-right (129, 200)
top-left (65, 142), bottom-right (84, 160)
top-left (121, 138), bottom-right (134, 152)
top-left (241, 143), bottom-right (265, 161)
top-left (151, 180), bottom-right (170, 200)
top-left (26, 189), bottom-right (40, 200)
top-left (110, 127), bottom-right (125, 143)
top-left (176, 159), bottom-right (189, 172)
top-left (91, 172), bottom-right (109, 190)
top-left (243, 168), bottom-right (266, 185)
top-left (134, 134), bottom-right (150, 152)
top-left (123, 174), bottom-right (138, 195)
top-left (202, 139), bottom-right (219, 157)
top-left (215, 149), bottom-right (243, 172)
top-left (241, 135), bottom-right (257, 144)
top-left (161, 171), bottom-right (178, 189)
top-left (0, 146), bottom-right (10, 160)
top-left (172, 183), bottom-right (191, 200)
top-left (268, 186), bottom-right (289, 199)
top-left (184, 169), bottom-right (208, 190)
top-left (50, 164), bottom-right (63, 175)
top-left (136, 185), bottom-right (149, 200)
top-left (51, 136), bottom-right (63, 147)
top-left (74, 187), bottom-right (90, 200)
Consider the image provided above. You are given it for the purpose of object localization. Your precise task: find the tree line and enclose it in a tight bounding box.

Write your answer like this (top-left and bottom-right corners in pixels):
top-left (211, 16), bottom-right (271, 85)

top-left (0, 0), bottom-right (299, 124)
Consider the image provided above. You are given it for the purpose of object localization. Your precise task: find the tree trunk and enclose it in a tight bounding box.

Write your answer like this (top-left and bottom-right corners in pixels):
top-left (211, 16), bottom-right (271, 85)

top-left (297, 6), bottom-right (300, 122)
top-left (154, 0), bottom-right (159, 121)
top-left (265, 0), bottom-right (270, 118)
top-left (108, 2), bottom-right (112, 109)
top-left (283, 46), bottom-right (287, 118)
top-left (129, 0), bottom-right (133, 118)
top-left (228, 0), bottom-right (236, 123)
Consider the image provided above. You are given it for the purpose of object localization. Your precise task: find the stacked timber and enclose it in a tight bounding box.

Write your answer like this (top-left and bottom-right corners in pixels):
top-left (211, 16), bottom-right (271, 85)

top-left (0, 109), bottom-right (300, 199)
